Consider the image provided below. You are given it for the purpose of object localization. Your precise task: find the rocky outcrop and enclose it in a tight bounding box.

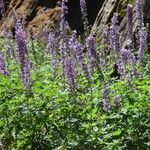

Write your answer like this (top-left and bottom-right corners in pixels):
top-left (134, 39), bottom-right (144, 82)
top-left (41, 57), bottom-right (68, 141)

top-left (0, 0), bottom-right (105, 35)
top-left (0, 0), bottom-right (61, 36)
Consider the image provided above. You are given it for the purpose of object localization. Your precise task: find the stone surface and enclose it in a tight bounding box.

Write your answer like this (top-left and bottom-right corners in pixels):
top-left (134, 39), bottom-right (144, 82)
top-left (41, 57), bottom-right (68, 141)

top-left (0, 0), bottom-right (61, 36)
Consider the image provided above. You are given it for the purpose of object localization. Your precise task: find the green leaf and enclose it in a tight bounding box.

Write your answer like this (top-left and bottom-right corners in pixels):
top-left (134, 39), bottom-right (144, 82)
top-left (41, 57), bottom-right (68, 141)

top-left (112, 128), bottom-right (121, 136)
top-left (0, 120), bottom-right (4, 127)
top-left (70, 118), bottom-right (78, 123)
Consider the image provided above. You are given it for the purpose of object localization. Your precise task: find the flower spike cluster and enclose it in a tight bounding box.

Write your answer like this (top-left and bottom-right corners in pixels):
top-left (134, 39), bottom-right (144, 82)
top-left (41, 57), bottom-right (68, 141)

top-left (15, 20), bottom-right (30, 89)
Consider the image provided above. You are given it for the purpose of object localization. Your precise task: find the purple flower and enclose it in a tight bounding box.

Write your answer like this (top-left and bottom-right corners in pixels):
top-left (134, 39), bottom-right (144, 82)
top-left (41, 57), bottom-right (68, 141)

top-left (65, 57), bottom-right (76, 93)
top-left (80, 0), bottom-right (89, 33)
top-left (102, 81), bottom-right (111, 111)
top-left (15, 21), bottom-right (30, 89)
top-left (109, 13), bottom-right (120, 53)
top-left (59, 0), bottom-right (69, 72)
top-left (46, 32), bottom-right (55, 55)
top-left (102, 27), bottom-right (110, 50)
top-left (86, 35), bottom-right (104, 81)
top-left (101, 27), bottom-right (110, 67)
top-left (6, 32), bottom-right (16, 59)
top-left (117, 59), bottom-right (126, 79)
top-left (118, 48), bottom-right (138, 79)
top-left (111, 13), bottom-right (119, 26)
top-left (0, 0), bottom-right (5, 16)
top-left (60, 0), bottom-right (67, 37)
top-left (69, 31), bottom-right (91, 84)
top-left (120, 48), bottom-right (134, 65)
top-left (80, 0), bottom-right (87, 17)
top-left (68, 30), bottom-right (78, 59)
top-left (135, 0), bottom-right (144, 28)
top-left (138, 27), bottom-right (147, 66)
top-left (46, 32), bottom-right (59, 73)
top-left (86, 35), bottom-right (97, 72)
top-left (0, 51), bottom-right (9, 75)
top-left (114, 95), bottom-right (121, 108)
top-left (127, 4), bottom-right (133, 42)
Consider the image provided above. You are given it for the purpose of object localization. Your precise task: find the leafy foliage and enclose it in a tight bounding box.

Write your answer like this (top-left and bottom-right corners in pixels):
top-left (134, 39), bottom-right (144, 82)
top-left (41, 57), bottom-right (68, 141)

top-left (0, 38), bottom-right (149, 149)
top-left (0, 0), bottom-right (150, 149)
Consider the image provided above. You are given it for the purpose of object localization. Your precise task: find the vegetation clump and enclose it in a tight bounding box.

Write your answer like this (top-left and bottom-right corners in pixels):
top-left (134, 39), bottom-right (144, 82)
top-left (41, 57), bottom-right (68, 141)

top-left (0, 0), bottom-right (149, 149)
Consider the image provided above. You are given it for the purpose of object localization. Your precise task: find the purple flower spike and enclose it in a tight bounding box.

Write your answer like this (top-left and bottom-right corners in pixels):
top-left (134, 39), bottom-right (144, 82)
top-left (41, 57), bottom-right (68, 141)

top-left (114, 95), bottom-right (121, 108)
top-left (135, 0), bottom-right (144, 28)
top-left (138, 27), bottom-right (147, 66)
top-left (0, 0), bottom-right (5, 16)
top-left (86, 35), bottom-right (97, 72)
top-left (60, 0), bottom-right (67, 37)
top-left (46, 32), bottom-right (55, 55)
top-left (119, 48), bottom-right (139, 79)
top-left (69, 31), bottom-right (91, 84)
top-left (102, 81), bottom-right (111, 112)
top-left (80, 0), bottom-right (87, 17)
top-left (102, 27), bottom-right (110, 50)
top-left (101, 27), bottom-right (110, 67)
top-left (120, 48), bottom-right (133, 65)
top-left (68, 30), bottom-right (78, 59)
top-left (111, 13), bottom-right (119, 26)
top-left (0, 51), bottom-right (9, 75)
top-left (65, 57), bottom-right (76, 93)
top-left (110, 13), bottom-right (120, 53)
top-left (80, 0), bottom-right (89, 33)
top-left (59, 0), bottom-right (69, 73)
top-left (127, 4), bottom-right (133, 42)
top-left (15, 21), bottom-right (30, 89)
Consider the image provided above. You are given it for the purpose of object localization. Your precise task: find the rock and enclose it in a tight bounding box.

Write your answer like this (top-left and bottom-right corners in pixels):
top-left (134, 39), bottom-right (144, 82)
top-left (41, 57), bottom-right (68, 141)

top-left (0, 0), bottom-right (61, 36)
top-left (0, 0), bottom-right (105, 36)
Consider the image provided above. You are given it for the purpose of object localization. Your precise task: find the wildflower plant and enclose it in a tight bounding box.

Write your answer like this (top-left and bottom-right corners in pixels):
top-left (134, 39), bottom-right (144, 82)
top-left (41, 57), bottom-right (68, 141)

top-left (0, 0), bottom-right (149, 149)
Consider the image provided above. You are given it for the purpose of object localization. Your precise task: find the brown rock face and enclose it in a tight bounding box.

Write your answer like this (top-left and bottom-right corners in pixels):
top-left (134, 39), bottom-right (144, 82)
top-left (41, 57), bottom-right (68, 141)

top-left (0, 0), bottom-right (61, 35)
top-left (0, 0), bottom-right (105, 35)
